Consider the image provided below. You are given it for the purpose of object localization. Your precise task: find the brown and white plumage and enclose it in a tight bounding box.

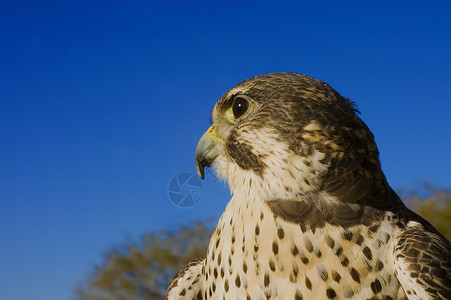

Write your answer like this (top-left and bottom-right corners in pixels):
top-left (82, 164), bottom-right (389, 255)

top-left (167, 73), bottom-right (451, 299)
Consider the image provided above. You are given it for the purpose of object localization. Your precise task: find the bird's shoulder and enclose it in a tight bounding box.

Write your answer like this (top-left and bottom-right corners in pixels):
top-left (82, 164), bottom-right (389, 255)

top-left (167, 257), bottom-right (205, 300)
top-left (394, 212), bottom-right (451, 299)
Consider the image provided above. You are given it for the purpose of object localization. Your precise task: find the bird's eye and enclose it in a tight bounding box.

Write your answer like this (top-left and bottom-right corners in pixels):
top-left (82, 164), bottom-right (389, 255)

top-left (232, 96), bottom-right (249, 119)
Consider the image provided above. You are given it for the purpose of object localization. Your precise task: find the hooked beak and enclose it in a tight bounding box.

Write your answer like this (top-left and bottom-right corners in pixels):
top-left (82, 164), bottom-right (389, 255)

top-left (195, 125), bottom-right (219, 179)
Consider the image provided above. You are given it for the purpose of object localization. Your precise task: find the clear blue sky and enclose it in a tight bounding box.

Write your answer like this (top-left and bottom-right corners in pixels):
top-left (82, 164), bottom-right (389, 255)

top-left (1, 1), bottom-right (450, 299)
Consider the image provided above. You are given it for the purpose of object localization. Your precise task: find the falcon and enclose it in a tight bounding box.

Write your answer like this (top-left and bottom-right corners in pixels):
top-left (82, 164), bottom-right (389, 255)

top-left (167, 73), bottom-right (451, 299)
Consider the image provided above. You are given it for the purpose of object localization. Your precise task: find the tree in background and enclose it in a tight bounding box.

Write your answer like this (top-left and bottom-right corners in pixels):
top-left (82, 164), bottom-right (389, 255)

top-left (403, 187), bottom-right (451, 241)
top-left (75, 189), bottom-right (451, 300)
top-left (74, 219), bottom-right (213, 300)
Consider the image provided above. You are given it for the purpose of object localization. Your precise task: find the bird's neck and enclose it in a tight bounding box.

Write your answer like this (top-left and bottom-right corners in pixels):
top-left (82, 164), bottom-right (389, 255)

top-left (224, 174), bottom-right (403, 233)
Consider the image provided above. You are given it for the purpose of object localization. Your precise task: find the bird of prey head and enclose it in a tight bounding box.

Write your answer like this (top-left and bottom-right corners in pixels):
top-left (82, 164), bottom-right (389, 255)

top-left (196, 73), bottom-right (385, 206)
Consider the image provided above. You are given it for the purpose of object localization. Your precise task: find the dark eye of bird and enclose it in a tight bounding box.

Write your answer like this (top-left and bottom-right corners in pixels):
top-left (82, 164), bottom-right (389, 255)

top-left (232, 96), bottom-right (249, 119)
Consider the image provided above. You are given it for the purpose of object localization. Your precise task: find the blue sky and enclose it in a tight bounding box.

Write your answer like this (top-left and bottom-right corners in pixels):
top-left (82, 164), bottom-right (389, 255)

top-left (1, 1), bottom-right (450, 299)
